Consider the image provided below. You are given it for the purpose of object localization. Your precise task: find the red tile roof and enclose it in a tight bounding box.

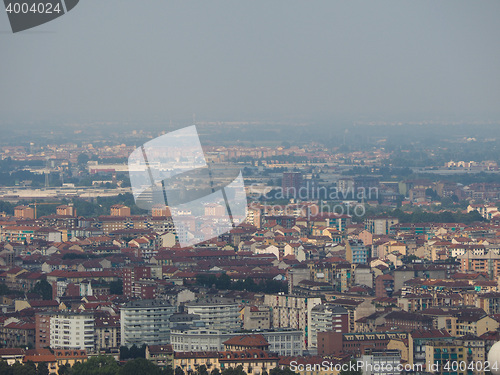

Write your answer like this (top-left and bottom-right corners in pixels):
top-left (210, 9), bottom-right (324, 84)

top-left (223, 334), bottom-right (269, 348)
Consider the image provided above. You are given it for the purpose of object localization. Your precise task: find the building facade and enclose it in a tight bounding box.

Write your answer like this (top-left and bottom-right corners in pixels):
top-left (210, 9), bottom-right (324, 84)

top-left (120, 299), bottom-right (175, 347)
top-left (171, 329), bottom-right (304, 357)
top-left (185, 299), bottom-right (241, 332)
top-left (263, 294), bottom-right (321, 348)
top-left (309, 305), bottom-right (349, 352)
top-left (50, 312), bottom-right (94, 352)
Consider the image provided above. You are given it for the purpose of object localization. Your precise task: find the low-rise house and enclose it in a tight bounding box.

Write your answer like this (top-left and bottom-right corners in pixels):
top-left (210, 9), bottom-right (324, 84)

top-left (146, 344), bottom-right (174, 368)
top-left (218, 350), bottom-right (279, 375)
top-left (223, 334), bottom-right (270, 351)
top-left (0, 348), bottom-right (25, 365)
top-left (54, 349), bottom-right (88, 368)
top-left (174, 351), bottom-right (220, 373)
top-left (23, 348), bottom-right (58, 374)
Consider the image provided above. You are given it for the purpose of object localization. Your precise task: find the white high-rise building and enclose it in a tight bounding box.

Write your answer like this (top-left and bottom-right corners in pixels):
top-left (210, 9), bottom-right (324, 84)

top-left (263, 294), bottom-right (322, 348)
top-left (50, 312), bottom-right (94, 352)
top-left (120, 299), bottom-right (175, 347)
top-left (170, 328), bottom-right (303, 356)
top-left (309, 304), bottom-right (349, 352)
top-left (185, 298), bottom-right (241, 332)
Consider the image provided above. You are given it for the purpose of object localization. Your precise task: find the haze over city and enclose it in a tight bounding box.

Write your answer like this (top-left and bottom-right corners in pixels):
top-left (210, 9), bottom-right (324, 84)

top-left (1, 1), bottom-right (500, 375)
top-left (1, 0), bottom-right (500, 125)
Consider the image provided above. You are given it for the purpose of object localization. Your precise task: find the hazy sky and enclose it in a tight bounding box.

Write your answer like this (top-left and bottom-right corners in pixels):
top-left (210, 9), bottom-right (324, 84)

top-left (1, 0), bottom-right (500, 123)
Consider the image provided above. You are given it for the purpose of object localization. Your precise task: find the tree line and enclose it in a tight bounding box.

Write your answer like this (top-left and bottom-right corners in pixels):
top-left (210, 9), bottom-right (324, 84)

top-left (0, 357), bottom-right (300, 375)
top-left (195, 273), bottom-right (287, 294)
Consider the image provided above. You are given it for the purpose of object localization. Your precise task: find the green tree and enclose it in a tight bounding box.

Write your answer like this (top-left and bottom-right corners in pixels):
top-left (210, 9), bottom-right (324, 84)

top-left (70, 355), bottom-right (119, 375)
top-left (175, 367), bottom-right (185, 375)
top-left (11, 360), bottom-right (36, 375)
top-left (77, 153), bottom-right (90, 166)
top-left (119, 358), bottom-right (162, 375)
top-left (0, 360), bottom-right (13, 375)
top-left (0, 283), bottom-right (11, 296)
top-left (210, 369), bottom-right (220, 375)
top-left (269, 367), bottom-right (298, 375)
top-left (127, 344), bottom-right (146, 359)
top-left (58, 363), bottom-right (70, 375)
top-left (110, 280), bottom-right (123, 295)
top-left (37, 362), bottom-right (49, 375)
top-left (119, 346), bottom-right (130, 360)
top-left (221, 365), bottom-right (246, 375)
top-left (197, 365), bottom-right (209, 375)
top-left (31, 280), bottom-right (52, 300)
top-left (0, 201), bottom-right (15, 215)
top-left (339, 360), bottom-right (362, 375)
top-left (215, 274), bottom-right (231, 290)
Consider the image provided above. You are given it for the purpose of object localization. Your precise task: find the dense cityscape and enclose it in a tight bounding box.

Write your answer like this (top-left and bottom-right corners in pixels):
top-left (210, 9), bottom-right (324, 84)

top-left (0, 123), bottom-right (499, 375)
top-left (2, 0), bottom-right (500, 374)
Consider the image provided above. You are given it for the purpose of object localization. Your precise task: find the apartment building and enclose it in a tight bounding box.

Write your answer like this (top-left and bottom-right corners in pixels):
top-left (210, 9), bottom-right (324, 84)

top-left (263, 294), bottom-right (321, 348)
top-left (261, 329), bottom-right (303, 357)
top-left (457, 335), bottom-right (487, 375)
top-left (309, 305), bottom-right (349, 352)
top-left (317, 331), bottom-right (410, 357)
top-left (185, 298), bottom-right (241, 332)
top-left (240, 305), bottom-right (271, 330)
top-left (359, 350), bottom-right (401, 375)
top-left (96, 215), bottom-right (147, 235)
top-left (151, 204), bottom-right (171, 217)
top-left (0, 320), bottom-right (35, 349)
top-left (309, 213), bottom-right (351, 232)
top-left (346, 239), bottom-right (369, 264)
top-left (35, 313), bottom-right (51, 349)
top-left (0, 226), bottom-right (39, 243)
top-left (94, 315), bottom-right (120, 352)
top-left (120, 299), bottom-right (175, 347)
top-left (364, 217), bottom-right (399, 235)
top-left (56, 204), bottom-right (76, 217)
top-left (328, 297), bottom-right (376, 333)
top-left (171, 328), bottom-right (303, 357)
top-left (425, 342), bottom-right (467, 375)
top-left (476, 292), bottom-right (500, 315)
top-left (50, 312), bottom-right (94, 352)
top-left (455, 313), bottom-right (498, 337)
top-left (282, 172), bottom-right (303, 197)
top-left (14, 205), bottom-right (34, 220)
top-left (458, 250), bottom-right (500, 279)
top-left (412, 329), bottom-right (454, 366)
top-left (110, 204), bottom-right (131, 217)
top-left (123, 265), bottom-right (159, 298)
top-left (171, 328), bottom-right (232, 352)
